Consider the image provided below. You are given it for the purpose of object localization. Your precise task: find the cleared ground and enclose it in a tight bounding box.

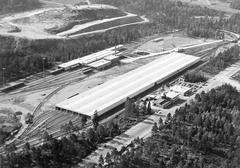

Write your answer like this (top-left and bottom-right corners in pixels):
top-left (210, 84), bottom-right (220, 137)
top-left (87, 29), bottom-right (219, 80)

top-left (42, 0), bottom-right (88, 5)
top-left (0, 4), bottom-right (145, 39)
top-left (136, 33), bottom-right (214, 53)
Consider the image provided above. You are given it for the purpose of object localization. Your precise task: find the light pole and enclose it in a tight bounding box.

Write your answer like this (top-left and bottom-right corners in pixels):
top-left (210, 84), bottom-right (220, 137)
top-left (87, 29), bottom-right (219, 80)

top-left (42, 57), bottom-right (45, 78)
top-left (2, 67), bottom-right (5, 87)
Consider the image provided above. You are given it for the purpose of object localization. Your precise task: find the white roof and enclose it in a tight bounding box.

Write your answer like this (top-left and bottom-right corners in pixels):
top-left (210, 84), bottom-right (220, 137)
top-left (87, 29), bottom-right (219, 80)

top-left (56, 52), bottom-right (200, 117)
top-left (104, 55), bottom-right (119, 61)
top-left (170, 85), bottom-right (191, 94)
top-left (166, 91), bottom-right (179, 99)
top-left (58, 45), bottom-right (122, 69)
top-left (88, 59), bottom-right (111, 68)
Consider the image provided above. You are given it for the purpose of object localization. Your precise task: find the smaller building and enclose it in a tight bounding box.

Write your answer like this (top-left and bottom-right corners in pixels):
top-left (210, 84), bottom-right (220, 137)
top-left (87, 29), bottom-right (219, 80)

top-left (165, 91), bottom-right (179, 101)
top-left (153, 98), bottom-right (170, 109)
top-left (154, 91), bottom-right (179, 109)
top-left (88, 59), bottom-right (111, 70)
top-left (170, 85), bottom-right (191, 96)
top-left (58, 60), bottom-right (80, 70)
top-left (104, 55), bottom-right (119, 62)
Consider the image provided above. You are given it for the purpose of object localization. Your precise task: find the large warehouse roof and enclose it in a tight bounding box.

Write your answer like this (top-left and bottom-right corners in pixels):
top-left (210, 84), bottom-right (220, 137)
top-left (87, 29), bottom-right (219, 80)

top-left (56, 52), bottom-right (200, 117)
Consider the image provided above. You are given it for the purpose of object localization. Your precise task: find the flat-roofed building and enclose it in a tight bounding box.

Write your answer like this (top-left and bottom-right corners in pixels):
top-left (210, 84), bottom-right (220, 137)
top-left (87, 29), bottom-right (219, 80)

top-left (88, 59), bottom-right (111, 70)
top-left (58, 45), bottom-right (122, 70)
top-left (155, 91), bottom-right (179, 109)
top-left (170, 85), bottom-right (191, 95)
top-left (165, 91), bottom-right (179, 100)
top-left (104, 55), bottom-right (119, 62)
top-left (56, 52), bottom-right (200, 118)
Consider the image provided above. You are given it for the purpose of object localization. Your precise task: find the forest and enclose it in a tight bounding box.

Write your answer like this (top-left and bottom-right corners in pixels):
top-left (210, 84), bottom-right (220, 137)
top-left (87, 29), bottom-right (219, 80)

top-left (202, 45), bottom-right (240, 74)
top-left (184, 71), bottom-right (207, 83)
top-left (0, 116), bottom-right (121, 168)
top-left (0, 0), bottom-right (41, 14)
top-left (0, 99), bottom-right (153, 167)
top-left (96, 84), bottom-right (240, 168)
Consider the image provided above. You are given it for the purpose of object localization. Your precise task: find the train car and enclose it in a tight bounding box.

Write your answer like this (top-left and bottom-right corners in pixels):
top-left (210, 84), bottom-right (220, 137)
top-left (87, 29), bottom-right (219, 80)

top-left (0, 82), bottom-right (25, 92)
top-left (82, 67), bottom-right (93, 74)
top-left (48, 68), bottom-right (64, 75)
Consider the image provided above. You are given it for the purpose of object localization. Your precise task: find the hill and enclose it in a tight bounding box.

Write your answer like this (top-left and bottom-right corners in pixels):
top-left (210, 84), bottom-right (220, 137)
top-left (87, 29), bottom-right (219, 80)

top-left (0, 4), bottom-right (146, 39)
top-left (0, 0), bottom-right (41, 14)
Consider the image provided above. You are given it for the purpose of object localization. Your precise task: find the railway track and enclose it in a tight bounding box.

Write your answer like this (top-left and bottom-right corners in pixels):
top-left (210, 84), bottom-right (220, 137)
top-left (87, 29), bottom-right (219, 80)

top-left (0, 37), bottom-right (233, 155)
top-left (9, 68), bottom-right (87, 94)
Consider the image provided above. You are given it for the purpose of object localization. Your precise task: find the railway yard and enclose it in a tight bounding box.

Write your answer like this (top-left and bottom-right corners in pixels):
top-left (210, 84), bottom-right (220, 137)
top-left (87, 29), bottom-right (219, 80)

top-left (0, 30), bottom-right (238, 155)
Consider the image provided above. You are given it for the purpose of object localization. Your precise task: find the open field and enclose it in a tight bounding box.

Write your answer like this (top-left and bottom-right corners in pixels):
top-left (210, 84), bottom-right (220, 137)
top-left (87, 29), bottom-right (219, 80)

top-left (136, 33), bottom-right (214, 53)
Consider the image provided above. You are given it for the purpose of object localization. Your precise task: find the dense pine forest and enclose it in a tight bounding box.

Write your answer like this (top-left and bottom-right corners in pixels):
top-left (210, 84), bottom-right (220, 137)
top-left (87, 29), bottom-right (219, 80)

top-left (202, 45), bottom-right (240, 74)
top-left (97, 84), bottom-right (240, 168)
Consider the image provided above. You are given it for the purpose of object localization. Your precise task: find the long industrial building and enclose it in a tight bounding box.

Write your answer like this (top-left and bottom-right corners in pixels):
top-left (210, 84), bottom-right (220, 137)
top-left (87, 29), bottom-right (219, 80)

top-left (56, 52), bottom-right (200, 118)
top-left (58, 45), bottom-right (123, 70)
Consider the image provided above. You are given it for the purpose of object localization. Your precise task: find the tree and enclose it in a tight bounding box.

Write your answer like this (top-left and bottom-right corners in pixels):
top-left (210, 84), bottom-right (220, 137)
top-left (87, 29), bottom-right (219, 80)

top-left (142, 100), bottom-right (147, 115)
top-left (4, 143), bottom-right (17, 153)
top-left (92, 111), bottom-right (99, 130)
top-left (105, 152), bottom-right (112, 165)
top-left (165, 113), bottom-right (172, 124)
top-left (98, 155), bottom-right (104, 167)
top-left (147, 101), bottom-right (152, 114)
top-left (0, 155), bottom-right (3, 168)
top-left (96, 125), bottom-right (106, 141)
top-left (81, 115), bottom-right (88, 127)
top-left (23, 142), bottom-right (30, 151)
top-left (152, 122), bottom-right (158, 135)
top-left (25, 113), bottom-right (33, 124)
top-left (86, 128), bottom-right (96, 144)
top-left (42, 131), bottom-right (50, 142)
top-left (159, 158), bottom-right (166, 168)
top-left (125, 97), bottom-right (134, 118)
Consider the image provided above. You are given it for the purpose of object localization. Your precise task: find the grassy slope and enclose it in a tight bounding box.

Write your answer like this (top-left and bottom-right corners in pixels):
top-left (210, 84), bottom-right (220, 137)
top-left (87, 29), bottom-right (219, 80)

top-left (69, 16), bottom-right (143, 35)
top-left (46, 8), bottom-right (127, 34)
